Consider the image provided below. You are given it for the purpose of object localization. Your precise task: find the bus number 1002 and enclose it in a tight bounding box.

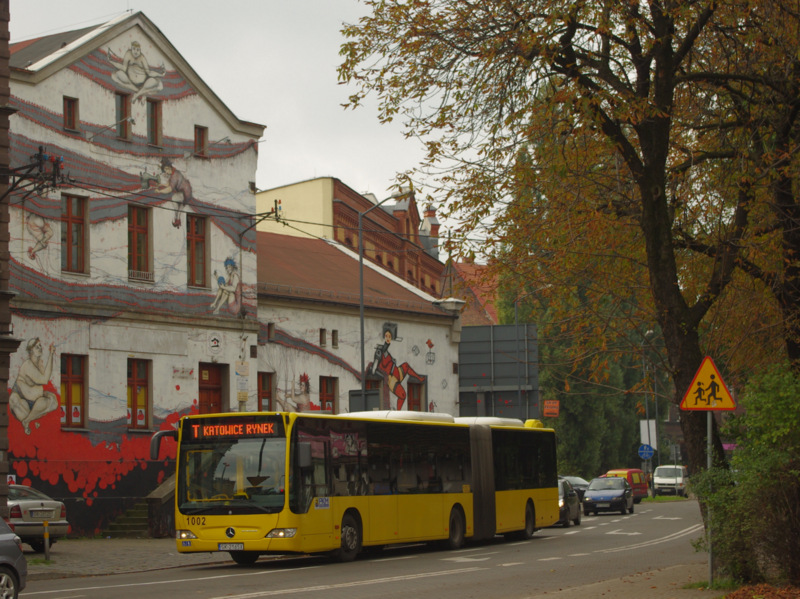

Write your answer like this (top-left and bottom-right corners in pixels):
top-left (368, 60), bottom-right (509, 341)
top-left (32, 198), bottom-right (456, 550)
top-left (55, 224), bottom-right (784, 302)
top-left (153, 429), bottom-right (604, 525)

top-left (187, 516), bottom-right (206, 526)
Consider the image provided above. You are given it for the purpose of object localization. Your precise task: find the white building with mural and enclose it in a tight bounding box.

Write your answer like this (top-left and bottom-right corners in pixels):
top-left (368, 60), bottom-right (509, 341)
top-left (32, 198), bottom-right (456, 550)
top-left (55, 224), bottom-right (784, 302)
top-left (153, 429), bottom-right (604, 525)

top-left (8, 12), bottom-right (263, 535)
top-left (255, 231), bottom-right (463, 415)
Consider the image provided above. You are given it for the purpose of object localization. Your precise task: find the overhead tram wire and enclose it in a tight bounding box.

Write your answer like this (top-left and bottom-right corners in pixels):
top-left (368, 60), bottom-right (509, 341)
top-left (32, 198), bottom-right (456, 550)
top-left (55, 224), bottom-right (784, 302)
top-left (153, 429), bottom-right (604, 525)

top-left (9, 175), bottom-right (259, 222)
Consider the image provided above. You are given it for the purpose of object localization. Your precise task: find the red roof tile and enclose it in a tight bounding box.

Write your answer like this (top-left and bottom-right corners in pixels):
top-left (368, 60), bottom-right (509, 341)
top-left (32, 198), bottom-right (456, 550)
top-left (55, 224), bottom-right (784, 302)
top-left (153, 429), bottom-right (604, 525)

top-left (256, 232), bottom-right (444, 316)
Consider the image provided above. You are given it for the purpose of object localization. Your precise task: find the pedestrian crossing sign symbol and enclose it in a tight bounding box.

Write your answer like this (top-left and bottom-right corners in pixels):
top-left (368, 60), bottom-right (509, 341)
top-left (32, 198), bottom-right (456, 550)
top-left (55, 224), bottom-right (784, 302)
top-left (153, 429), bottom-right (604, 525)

top-left (680, 356), bottom-right (736, 411)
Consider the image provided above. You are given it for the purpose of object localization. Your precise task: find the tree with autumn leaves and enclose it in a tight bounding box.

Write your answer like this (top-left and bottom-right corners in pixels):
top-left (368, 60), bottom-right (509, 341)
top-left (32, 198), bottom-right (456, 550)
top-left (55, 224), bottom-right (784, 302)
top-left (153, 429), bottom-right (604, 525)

top-left (339, 0), bottom-right (800, 488)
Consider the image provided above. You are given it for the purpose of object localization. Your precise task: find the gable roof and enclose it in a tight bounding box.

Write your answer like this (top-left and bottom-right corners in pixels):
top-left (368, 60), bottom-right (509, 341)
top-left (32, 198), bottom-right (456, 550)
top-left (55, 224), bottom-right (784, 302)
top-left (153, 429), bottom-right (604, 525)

top-left (10, 11), bottom-right (263, 136)
top-left (257, 232), bottom-right (448, 317)
top-left (10, 26), bottom-right (99, 68)
top-left (442, 261), bottom-right (499, 325)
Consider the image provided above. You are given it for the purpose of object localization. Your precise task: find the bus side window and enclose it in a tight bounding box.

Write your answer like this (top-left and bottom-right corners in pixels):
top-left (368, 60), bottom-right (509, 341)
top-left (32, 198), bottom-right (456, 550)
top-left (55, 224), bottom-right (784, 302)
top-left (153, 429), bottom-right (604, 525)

top-left (441, 454), bottom-right (463, 493)
top-left (369, 448), bottom-right (392, 495)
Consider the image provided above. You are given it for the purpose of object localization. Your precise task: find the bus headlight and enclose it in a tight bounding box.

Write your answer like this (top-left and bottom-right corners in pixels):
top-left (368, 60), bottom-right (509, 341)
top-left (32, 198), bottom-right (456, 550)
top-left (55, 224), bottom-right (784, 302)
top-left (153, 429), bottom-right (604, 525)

top-left (558, 498), bottom-right (564, 508)
top-left (176, 530), bottom-right (198, 540)
top-left (266, 528), bottom-right (297, 538)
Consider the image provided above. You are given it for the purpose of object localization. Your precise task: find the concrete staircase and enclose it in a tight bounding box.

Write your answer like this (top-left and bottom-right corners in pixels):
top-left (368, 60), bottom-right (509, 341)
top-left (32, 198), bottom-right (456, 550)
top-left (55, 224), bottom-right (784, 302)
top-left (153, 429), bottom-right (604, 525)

top-left (104, 501), bottom-right (149, 538)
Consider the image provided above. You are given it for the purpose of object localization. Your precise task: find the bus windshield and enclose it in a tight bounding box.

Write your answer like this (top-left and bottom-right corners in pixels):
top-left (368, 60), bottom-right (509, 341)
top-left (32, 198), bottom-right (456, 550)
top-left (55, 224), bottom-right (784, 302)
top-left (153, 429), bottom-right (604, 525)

top-left (178, 416), bottom-right (286, 515)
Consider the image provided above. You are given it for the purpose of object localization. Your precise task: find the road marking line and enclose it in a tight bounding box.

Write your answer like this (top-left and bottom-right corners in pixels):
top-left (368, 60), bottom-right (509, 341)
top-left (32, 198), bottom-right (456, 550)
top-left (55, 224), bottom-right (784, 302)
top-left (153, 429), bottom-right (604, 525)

top-left (23, 565), bottom-right (321, 596)
top-left (599, 524), bottom-right (704, 553)
top-left (442, 551), bottom-right (499, 562)
top-left (607, 529), bottom-right (642, 536)
top-left (210, 567), bottom-right (489, 598)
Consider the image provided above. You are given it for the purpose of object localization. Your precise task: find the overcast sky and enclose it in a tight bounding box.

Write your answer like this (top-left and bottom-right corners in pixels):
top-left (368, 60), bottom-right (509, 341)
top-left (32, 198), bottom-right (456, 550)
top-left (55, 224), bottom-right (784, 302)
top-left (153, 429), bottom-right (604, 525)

top-left (9, 0), bottom-right (427, 200)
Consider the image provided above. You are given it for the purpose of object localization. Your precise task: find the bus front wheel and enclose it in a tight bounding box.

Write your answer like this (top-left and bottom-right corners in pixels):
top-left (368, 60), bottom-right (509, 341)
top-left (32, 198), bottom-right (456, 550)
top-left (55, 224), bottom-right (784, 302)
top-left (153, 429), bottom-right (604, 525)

top-left (446, 507), bottom-right (466, 550)
top-left (333, 513), bottom-right (362, 562)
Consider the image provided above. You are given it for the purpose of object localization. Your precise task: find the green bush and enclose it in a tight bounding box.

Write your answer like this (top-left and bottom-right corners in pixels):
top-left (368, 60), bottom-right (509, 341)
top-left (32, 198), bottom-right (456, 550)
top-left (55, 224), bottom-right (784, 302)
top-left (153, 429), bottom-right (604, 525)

top-left (692, 364), bottom-right (800, 585)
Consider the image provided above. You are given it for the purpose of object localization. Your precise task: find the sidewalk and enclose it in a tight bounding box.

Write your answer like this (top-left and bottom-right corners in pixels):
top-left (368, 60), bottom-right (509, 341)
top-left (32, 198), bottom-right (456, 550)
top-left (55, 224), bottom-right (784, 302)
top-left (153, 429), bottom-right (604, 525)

top-left (25, 537), bottom-right (231, 580)
top-left (25, 538), bottom-right (719, 598)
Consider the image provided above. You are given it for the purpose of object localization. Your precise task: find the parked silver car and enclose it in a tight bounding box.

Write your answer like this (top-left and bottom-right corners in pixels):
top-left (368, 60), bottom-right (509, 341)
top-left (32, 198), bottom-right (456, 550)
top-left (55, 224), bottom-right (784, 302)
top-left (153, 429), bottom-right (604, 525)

top-left (0, 518), bottom-right (27, 598)
top-left (7, 484), bottom-right (69, 553)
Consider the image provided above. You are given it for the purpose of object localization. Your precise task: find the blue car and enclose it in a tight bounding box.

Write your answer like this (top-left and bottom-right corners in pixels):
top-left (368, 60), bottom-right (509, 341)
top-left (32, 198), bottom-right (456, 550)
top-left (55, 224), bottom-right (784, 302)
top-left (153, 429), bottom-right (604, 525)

top-left (582, 477), bottom-right (634, 516)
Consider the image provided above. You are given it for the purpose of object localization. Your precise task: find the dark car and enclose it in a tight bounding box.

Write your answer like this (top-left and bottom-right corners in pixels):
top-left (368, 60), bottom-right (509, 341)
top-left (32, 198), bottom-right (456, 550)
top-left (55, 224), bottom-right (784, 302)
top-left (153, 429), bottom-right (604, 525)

top-left (7, 484), bottom-right (70, 553)
top-left (583, 476), bottom-right (634, 516)
top-left (0, 517), bottom-right (27, 598)
top-left (555, 478), bottom-right (582, 527)
top-left (559, 475), bottom-right (590, 501)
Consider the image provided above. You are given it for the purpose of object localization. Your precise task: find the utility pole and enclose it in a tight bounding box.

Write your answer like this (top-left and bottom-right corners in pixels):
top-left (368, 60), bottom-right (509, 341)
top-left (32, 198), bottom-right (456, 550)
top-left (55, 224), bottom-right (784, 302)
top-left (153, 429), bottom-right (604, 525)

top-left (0, 0), bottom-right (21, 520)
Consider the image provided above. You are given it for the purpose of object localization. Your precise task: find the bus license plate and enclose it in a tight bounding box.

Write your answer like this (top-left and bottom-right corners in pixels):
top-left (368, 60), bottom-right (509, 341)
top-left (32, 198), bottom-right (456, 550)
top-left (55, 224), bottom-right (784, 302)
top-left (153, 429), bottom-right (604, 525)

top-left (218, 543), bottom-right (244, 551)
top-left (596, 503), bottom-right (610, 508)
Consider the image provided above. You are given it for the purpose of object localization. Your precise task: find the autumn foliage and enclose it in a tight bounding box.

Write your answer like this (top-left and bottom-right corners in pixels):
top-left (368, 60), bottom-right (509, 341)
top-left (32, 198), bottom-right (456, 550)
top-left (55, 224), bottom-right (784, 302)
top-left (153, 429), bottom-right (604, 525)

top-left (340, 1), bottom-right (800, 488)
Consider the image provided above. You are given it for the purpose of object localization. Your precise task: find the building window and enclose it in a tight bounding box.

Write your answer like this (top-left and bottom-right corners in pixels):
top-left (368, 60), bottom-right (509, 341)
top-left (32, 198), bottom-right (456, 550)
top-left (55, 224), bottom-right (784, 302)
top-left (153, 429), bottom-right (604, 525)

top-left (127, 359), bottom-right (150, 429)
top-left (258, 372), bottom-right (273, 411)
top-left (187, 215), bottom-right (207, 287)
top-left (61, 194), bottom-right (86, 273)
top-left (267, 322), bottom-right (276, 341)
top-left (146, 99), bottom-right (162, 146)
top-left (319, 376), bottom-right (337, 413)
top-left (60, 354), bottom-right (86, 428)
top-left (194, 125), bottom-right (208, 156)
top-left (115, 92), bottom-right (131, 139)
top-left (128, 205), bottom-right (152, 281)
top-left (63, 96), bottom-right (79, 130)
top-left (408, 381), bottom-right (424, 412)
top-left (320, 328), bottom-right (327, 347)
top-left (332, 330), bottom-right (339, 349)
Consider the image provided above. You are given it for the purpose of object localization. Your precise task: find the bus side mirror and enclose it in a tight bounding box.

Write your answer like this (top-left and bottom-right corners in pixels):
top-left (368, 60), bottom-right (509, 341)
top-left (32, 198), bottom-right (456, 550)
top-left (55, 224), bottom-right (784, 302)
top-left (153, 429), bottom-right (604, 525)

top-left (151, 429), bottom-right (178, 460)
top-left (298, 442), bottom-right (312, 469)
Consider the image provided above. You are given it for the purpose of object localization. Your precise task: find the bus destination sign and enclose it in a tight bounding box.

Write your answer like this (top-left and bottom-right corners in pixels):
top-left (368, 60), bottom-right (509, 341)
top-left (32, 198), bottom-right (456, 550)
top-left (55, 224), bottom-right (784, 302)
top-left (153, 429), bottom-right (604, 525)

top-left (187, 416), bottom-right (284, 440)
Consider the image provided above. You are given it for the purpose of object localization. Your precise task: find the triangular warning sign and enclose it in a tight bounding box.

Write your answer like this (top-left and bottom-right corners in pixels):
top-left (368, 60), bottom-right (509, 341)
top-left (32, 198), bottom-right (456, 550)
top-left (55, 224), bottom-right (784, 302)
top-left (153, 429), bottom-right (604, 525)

top-left (680, 356), bottom-right (736, 411)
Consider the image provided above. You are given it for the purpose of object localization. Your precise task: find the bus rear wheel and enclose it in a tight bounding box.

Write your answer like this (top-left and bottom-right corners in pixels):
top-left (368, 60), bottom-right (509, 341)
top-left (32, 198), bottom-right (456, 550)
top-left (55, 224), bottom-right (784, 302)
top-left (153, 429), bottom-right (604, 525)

top-left (521, 502), bottom-right (536, 539)
top-left (230, 551), bottom-right (260, 565)
top-left (446, 506), bottom-right (466, 549)
top-left (333, 513), bottom-right (362, 562)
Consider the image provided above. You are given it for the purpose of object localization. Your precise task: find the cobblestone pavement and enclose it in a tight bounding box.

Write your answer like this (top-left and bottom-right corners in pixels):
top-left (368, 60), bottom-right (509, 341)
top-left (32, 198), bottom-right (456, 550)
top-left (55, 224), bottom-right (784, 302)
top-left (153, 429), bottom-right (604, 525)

top-left (24, 538), bottom-right (718, 598)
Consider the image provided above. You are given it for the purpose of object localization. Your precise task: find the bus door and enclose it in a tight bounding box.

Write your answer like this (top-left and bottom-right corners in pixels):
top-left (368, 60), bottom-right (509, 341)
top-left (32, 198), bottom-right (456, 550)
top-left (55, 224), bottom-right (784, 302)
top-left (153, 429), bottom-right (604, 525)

top-left (292, 435), bottom-right (337, 552)
top-left (366, 449), bottom-right (398, 542)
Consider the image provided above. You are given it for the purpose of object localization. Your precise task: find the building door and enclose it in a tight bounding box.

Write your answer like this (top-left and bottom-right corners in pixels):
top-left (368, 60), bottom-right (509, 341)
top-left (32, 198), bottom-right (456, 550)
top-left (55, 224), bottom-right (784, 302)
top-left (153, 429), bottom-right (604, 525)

top-left (199, 363), bottom-right (223, 414)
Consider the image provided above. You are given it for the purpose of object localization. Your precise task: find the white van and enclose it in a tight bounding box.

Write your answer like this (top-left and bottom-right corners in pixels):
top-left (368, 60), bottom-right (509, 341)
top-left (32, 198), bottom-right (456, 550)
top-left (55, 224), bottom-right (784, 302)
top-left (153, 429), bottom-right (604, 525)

top-left (653, 465), bottom-right (689, 497)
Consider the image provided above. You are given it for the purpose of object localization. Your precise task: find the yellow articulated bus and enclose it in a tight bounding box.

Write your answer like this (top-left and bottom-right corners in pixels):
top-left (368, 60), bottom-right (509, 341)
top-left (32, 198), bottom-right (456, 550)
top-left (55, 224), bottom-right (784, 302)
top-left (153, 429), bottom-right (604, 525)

top-left (150, 410), bottom-right (558, 565)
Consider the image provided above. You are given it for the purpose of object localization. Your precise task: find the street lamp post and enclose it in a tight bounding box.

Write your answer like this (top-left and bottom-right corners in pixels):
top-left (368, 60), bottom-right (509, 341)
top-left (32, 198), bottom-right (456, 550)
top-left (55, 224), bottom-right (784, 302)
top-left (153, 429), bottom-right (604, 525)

top-left (358, 196), bottom-right (395, 405)
top-left (654, 372), bottom-right (660, 466)
top-left (642, 330), bottom-right (654, 474)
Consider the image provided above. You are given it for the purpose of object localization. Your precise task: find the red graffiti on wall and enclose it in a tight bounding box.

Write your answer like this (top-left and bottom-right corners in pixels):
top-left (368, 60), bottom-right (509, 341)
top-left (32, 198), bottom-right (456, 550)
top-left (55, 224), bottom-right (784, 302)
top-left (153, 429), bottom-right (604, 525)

top-left (8, 385), bottom-right (185, 507)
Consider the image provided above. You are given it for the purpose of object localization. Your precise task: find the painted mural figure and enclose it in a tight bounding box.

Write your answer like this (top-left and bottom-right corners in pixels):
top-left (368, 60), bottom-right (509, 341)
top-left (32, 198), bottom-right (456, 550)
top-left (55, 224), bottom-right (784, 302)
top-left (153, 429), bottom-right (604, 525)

top-left (275, 373), bottom-right (312, 412)
top-left (109, 41), bottom-right (165, 103)
top-left (26, 214), bottom-right (53, 260)
top-left (153, 158), bottom-right (193, 227)
top-left (370, 322), bottom-right (424, 411)
top-left (210, 258), bottom-right (242, 315)
top-left (9, 338), bottom-right (58, 435)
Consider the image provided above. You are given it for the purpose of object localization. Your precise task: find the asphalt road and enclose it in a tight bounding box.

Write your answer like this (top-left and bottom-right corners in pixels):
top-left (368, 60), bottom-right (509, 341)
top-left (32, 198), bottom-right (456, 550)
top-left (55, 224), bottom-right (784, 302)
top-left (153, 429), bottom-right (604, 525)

top-left (23, 499), bottom-right (708, 599)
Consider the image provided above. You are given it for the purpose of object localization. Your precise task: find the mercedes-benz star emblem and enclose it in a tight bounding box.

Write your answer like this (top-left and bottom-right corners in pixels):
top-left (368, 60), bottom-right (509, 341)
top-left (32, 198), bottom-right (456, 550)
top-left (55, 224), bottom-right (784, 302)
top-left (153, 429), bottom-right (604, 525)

top-left (226, 527), bottom-right (236, 538)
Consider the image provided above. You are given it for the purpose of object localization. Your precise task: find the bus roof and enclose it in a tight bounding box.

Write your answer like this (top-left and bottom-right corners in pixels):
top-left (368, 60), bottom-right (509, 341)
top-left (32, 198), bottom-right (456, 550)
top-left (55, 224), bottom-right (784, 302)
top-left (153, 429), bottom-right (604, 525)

top-left (343, 411), bottom-right (456, 423)
top-left (454, 416), bottom-right (525, 427)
